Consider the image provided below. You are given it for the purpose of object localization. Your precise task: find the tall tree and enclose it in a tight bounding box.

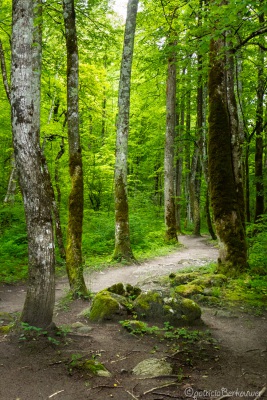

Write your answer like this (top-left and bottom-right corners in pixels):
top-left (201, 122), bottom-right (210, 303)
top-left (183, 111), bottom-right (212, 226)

top-left (113, 0), bottom-right (139, 262)
top-left (164, 40), bottom-right (178, 241)
top-left (208, 6), bottom-right (247, 275)
top-left (254, 2), bottom-right (265, 222)
top-left (11, 0), bottom-right (55, 328)
top-left (63, 0), bottom-right (88, 296)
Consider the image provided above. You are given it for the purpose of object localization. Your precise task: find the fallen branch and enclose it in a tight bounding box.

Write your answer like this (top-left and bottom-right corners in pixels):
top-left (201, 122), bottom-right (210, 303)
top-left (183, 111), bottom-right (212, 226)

top-left (143, 381), bottom-right (178, 395)
top-left (254, 386), bottom-right (266, 400)
top-left (49, 390), bottom-right (65, 398)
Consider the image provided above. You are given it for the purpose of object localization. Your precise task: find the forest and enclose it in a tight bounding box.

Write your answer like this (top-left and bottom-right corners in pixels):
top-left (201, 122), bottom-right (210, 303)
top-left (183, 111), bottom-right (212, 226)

top-left (0, 0), bottom-right (267, 330)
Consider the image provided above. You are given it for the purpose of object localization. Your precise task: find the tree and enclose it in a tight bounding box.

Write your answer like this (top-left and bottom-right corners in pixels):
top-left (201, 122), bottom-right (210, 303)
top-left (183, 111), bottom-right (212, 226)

top-left (208, 3), bottom-right (247, 275)
top-left (164, 41), bottom-right (178, 241)
top-left (11, 0), bottom-right (55, 328)
top-left (113, 0), bottom-right (139, 262)
top-left (254, 2), bottom-right (265, 222)
top-left (63, 0), bottom-right (88, 297)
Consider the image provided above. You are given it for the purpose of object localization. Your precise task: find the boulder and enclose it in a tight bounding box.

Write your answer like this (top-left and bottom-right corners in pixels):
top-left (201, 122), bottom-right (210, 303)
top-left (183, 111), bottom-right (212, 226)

top-left (133, 290), bottom-right (201, 325)
top-left (80, 290), bottom-right (128, 322)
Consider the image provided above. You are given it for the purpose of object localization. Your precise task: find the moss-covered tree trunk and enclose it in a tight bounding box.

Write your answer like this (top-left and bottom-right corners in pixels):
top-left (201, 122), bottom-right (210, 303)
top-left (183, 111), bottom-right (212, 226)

top-left (113, 0), bottom-right (139, 262)
top-left (208, 33), bottom-right (247, 276)
top-left (63, 0), bottom-right (87, 296)
top-left (254, 7), bottom-right (265, 222)
top-left (12, 0), bottom-right (55, 328)
top-left (164, 45), bottom-right (178, 242)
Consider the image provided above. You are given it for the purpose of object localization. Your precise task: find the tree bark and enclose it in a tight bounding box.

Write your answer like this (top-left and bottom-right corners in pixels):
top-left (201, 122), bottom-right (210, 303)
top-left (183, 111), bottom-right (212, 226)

top-left (11, 0), bottom-right (55, 328)
top-left (113, 0), bottom-right (139, 262)
top-left (226, 45), bottom-right (245, 229)
top-left (63, 0), bottom-right (87, 296)
top-left (254, 6), bottom-right (265, 222)
top-left (164, 44), bottom-right (178, 242)
top-left (208, 31), bottom-right (247, 276)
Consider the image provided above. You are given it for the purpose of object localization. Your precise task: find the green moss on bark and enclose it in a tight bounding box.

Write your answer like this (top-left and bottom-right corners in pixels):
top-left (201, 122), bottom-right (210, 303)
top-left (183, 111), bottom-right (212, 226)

top-left (208, 37), bottom-right (247, 276)
top-left (66, 153), bottom-right (88, 298)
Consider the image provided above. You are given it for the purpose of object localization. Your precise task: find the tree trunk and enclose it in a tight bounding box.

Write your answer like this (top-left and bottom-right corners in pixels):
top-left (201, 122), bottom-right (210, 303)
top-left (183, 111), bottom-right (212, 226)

top-left (208, 31), bottom-right (247, 276)
top-left (254, 8), bottom-right (265, 222)
top-left (226, 45), bottom-right (245, 228)
top-left (113, 0), bottom-right (139, 262)
top-left (63, 0), bottom-right (87, 296)
top-left (164, 44), bottom-right (178, 242)
top-left (11, 0), bottom-right (55, 328)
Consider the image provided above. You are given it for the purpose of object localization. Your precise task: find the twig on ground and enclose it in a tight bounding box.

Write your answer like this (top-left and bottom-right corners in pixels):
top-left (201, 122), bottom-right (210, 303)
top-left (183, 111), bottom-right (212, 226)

top-left (153, 392), bottom-right (178, 398)
top-left (143, 381), bottom-right (178, 395)
top-left (254, 386), bottom-right (266, 400)
top-left (92, 385), bottom-right (123, 390)
top-left (125, 389), bottom-right (139, 399)
top-left (49, 390), bottom-right (65, 398)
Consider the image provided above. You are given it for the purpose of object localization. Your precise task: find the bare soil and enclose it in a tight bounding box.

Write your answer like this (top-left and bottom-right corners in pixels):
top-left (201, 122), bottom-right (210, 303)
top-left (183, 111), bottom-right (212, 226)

top-left (0, 235), bottom-right (266, 400)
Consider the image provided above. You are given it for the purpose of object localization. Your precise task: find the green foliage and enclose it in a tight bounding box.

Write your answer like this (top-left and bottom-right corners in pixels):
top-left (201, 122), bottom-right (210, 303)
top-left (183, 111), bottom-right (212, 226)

top-left (68, 352), bottom-right (107, 375)
top-left (247, 217), bottom-right (267, 275)
top-left (19, 322), bottom-right (60, 345)
top-left (0, 203), bottom-right (28, 283)
top-left (120, 319), bottom-right (160, 336)
top-left (120, 319), bottom-right (212, 344)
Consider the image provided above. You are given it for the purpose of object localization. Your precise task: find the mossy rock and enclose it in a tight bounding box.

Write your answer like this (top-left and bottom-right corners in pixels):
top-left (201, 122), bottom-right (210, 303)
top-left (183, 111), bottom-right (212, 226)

top-left (179, 298), bottom-right (202, 322)
top-left (107, 283), bottom-right (141, 300)
top-left (175, 284), bottom-right (203, 297)
top-left (80, 291), bottom-right (128, 322)
top-left (191, 274), bottom-right (227, 288)
top-left (133, 291), bottom-right (164, 320)
top-left (133, 290), bottom-right (201, 325)
top-left (169, 272), bottom-right (199, 286)
top-left (107, 283), bottom-right (126, 296)
top-left (193, 294), bottom-right (221, 305)
top-left (163, 295), bottom-right (202, 324)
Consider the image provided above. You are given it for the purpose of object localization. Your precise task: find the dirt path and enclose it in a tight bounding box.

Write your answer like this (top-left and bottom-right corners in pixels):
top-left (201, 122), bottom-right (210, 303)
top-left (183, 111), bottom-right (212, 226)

top-left (0, 235), bottom-right (218, 314)
top-left (0, 235), bottom-right (266, 400)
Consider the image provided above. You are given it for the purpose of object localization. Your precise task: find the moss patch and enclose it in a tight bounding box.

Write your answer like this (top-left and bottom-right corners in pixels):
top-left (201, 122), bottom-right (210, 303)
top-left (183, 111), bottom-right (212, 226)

top-left (83, 291), bottom-right (122, 322)
top-left (175, 284), bottom-right (203, 297)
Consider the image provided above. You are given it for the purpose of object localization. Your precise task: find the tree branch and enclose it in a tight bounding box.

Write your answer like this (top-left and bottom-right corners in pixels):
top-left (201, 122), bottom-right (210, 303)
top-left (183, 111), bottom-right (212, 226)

top-left (0, 40), bottom-right (10, 103)
top-left (233, 26), bottom-right (267, 53)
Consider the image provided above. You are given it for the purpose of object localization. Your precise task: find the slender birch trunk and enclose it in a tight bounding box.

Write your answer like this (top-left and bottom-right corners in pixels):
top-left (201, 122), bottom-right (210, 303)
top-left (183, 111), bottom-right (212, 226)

top-left (113, 0), bottom-right (139, 262)
top-left (63, 0), bottom-right (87, 296)
top-left (11, 0), bottom-right (55, 328)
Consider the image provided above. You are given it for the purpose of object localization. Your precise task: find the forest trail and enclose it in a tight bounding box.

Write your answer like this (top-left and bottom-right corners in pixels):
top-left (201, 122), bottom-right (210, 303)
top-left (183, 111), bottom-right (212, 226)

top-left (0, 235), bottom-right (267, 400)
top-left (85, 235), bottom-right (218, 292)
top-left (0, 235), bottom-right (218, 314)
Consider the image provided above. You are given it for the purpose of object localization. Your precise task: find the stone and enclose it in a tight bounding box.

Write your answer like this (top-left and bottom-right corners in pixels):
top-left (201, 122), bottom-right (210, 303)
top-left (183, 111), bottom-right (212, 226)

top-left (133, 290), bottom-right (202, 325)
top-left (132, 358), bottom-right (172, 377)
top-left (80, 290), bottom-right (128, 322)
